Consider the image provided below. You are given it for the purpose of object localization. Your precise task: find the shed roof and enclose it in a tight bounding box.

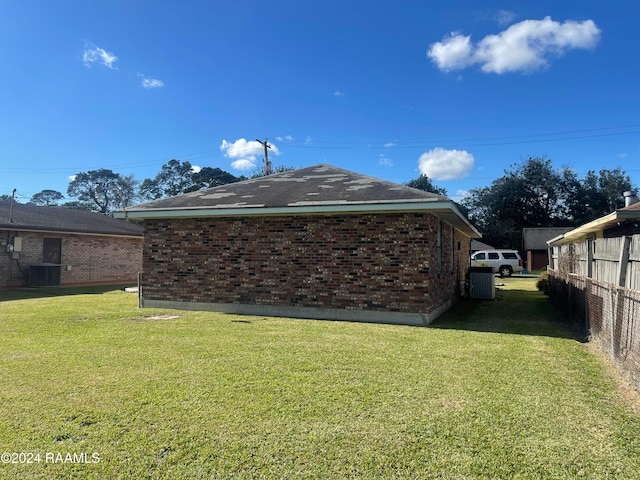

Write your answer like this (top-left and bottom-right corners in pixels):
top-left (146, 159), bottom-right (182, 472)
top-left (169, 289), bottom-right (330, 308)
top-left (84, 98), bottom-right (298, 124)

top-left (522, 227), bottom-right (573, 250)
top-left (0, 202), bottom-right (143, 237)
top-left (117, 164), bottom-right (481, 238)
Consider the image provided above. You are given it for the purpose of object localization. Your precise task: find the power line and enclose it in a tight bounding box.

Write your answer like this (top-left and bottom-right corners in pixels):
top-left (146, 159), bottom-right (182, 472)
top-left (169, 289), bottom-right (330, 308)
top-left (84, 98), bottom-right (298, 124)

top-left (276, 128), bottom-right (640, 150)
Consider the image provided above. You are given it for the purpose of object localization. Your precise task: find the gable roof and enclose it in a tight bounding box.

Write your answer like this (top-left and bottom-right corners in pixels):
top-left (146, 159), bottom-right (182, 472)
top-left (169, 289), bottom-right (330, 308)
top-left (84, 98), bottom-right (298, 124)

top-left (522, 227), bottom-right (573, 250)
top-left (548, 201), bottom-right (640, 245)
top-left (0, 202), bottom-right (143, 237)
top-left (117, 164), bottom-right (481, 238)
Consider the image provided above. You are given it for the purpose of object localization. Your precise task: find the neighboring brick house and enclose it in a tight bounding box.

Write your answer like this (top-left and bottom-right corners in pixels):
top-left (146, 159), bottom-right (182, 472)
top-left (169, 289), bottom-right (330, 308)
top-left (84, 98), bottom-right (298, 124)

top-left (0, 201), bottom-right (143, 287)
top-left (119, 165), bottom-right (481, 326)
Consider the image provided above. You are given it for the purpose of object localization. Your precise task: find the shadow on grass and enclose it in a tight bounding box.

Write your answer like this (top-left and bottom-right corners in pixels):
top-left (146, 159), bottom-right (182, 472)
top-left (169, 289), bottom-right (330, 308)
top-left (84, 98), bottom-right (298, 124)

top-left (0, 284), bottom-right (136, 302)
top-left (431, 285), bottom-right (583, 340)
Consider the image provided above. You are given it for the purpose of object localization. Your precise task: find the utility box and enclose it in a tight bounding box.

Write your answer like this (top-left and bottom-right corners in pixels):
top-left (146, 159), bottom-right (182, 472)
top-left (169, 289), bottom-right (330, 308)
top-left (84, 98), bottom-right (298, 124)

top-left (469, 266), bottom-right (495, 300)
top-left (29, 263), bottom-right (61, 287)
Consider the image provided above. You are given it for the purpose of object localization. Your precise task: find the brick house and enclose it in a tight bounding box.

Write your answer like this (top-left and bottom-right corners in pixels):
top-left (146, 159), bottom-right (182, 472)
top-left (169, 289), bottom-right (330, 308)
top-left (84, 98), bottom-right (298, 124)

top-left (1, 201), bottom-right (143, 287)
top-left (118, 165), bottom-right (481, 326)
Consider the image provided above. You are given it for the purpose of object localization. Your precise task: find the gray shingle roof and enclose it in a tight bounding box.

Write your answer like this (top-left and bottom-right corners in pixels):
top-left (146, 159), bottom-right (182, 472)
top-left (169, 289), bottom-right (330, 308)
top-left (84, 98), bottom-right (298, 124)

top-left (522, 227), bottom-right (573, 250)
top-left (129, 164), bottom-right (448, 211)
top-left (0, 202), bottom-right (143, 237)
top-left (119, 164), bottom-right (481, 238)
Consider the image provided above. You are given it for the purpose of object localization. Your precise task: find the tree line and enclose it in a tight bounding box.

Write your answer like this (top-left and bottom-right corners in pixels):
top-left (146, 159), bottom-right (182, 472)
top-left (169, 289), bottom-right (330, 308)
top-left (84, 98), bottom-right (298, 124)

top-left (3, 156), bottom-right (636, 250)
top-left (1, 159), bottom-right (296, 213)
top-left (2, 160), bottom-right (251, 213)
top-left (408, 156), bottom-right (636, 248)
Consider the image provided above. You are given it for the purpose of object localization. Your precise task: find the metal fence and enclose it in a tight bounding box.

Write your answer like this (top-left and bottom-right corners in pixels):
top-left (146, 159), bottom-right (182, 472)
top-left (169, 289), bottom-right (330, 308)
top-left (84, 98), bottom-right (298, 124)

top-left (549, 269), bottom-right (640, 390)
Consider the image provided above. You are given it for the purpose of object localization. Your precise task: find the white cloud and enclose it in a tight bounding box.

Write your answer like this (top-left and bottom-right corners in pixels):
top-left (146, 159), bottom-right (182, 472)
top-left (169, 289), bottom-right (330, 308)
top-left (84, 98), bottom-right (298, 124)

top-left (449, 189), bottom-right (470, 202)
top-left (428, 33), bottom-right (475, 72)
top-left (417, 148), bottom-right (474, 180)
top-left (379, 154), bottom-right (393, 167)
top-left (275, 135), bottom-right (294, 142)
top-left (220, 138), bottom-right (280, 171)
top-left (139, 76), bottom-right (164, 88)
top-left (334, 91), bottom-right (345, 97)
top-left (191, 165), bottom-right (202, 173)
top-left (384, 141), bottom-right (397, 148)
top-left (428, 16), bottom-right (600, 74)
top-left (82, 42), bottom-right (118, 69)
top-left (230, 159), bottom-right (256, 171)
top-left (495, 10), bottom-right (517, 26)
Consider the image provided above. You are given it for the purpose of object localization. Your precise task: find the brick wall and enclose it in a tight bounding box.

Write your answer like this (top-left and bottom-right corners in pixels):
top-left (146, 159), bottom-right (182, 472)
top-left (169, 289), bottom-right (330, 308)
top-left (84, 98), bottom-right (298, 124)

top-left (143, 213), bottom-right (471, 315)
top-left (0, 231), bottom-right (142, 287)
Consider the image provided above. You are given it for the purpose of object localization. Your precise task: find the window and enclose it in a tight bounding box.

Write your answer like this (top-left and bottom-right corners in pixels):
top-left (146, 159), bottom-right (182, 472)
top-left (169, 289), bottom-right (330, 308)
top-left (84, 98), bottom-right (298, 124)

top-left (503, 252), bottom-right (518, 259)
top-left (474, 253), bottom-right (486, 260)
top-left (488, 252), bottom-right (499, 260)
top-left (43, 238), bottom-right (62, 264)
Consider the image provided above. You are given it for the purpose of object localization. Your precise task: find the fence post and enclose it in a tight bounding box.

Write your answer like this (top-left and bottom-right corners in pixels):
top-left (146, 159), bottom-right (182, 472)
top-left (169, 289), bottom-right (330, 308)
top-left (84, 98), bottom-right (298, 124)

top-left (587, 238), bottom-right (593, 278)
top-left (617, 236), bottom-right (632, 287)
top-left (610, 287), bottom-right (616, 356)
top-left (584, 278), bottom-right (591, 341)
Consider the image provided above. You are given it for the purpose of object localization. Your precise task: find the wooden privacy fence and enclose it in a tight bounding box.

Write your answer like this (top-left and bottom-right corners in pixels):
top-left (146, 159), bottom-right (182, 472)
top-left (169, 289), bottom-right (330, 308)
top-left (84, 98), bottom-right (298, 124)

top-left (548, 234), bottom-right (640, 389)
top-left (549, 235), bottom-right (640, 290)
top-left (548, 269), bottom-right (640, 390)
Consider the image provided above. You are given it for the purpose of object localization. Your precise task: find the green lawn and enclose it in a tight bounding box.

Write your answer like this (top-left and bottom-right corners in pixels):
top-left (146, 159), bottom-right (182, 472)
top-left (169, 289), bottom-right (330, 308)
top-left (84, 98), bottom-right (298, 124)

top-left (1, 280), bottom-right (639, 479)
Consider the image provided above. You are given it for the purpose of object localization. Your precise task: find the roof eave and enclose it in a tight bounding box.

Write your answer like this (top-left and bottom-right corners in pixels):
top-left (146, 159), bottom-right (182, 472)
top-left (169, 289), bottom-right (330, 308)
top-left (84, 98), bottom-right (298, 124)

top-left (548, 212), bottom-right (619, 245)
top-left (115, 201), bottom-right (482, 238)
top-left (0, 224), bottom-right (142, 238)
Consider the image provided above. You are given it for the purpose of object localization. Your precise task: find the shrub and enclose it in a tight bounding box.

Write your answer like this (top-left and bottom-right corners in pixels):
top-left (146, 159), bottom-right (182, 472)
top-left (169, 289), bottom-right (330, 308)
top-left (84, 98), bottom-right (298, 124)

top-left (537, 270), bottom-right (549, 295)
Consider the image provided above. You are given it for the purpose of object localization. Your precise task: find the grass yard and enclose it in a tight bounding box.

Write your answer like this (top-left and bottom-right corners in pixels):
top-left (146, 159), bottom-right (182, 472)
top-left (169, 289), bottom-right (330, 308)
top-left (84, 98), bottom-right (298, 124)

top-left (1, 279), bottom-right (639, 479)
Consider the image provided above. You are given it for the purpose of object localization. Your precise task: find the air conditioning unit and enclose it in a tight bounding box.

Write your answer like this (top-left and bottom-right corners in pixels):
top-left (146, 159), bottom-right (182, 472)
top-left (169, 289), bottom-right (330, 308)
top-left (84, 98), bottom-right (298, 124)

top-left (29, 264), bottom-right (61, 287)
top-left (469, 266), bottom-right (495, 300)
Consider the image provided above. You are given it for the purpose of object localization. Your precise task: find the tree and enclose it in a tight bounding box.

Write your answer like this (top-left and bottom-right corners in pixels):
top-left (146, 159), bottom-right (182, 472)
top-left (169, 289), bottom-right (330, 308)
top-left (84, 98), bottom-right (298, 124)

top-left (140, 159), bottom-right (197, 200)
top-left (67, 169), bottom-right (138, 213)
top-left (461, 157), bottom-right (637, 248)
top-left (30, 190), bottom-right (64, 206)
top-left (140, 160), bottom-right (243, 200)
top-left (572, 167), bottom-right (637, 225)
top-left (461, 157), bottom-right (576, 248)
top-left (192, 167), bottom-right (243, 190)
top-left (404, 175), bottom-right (447, 196)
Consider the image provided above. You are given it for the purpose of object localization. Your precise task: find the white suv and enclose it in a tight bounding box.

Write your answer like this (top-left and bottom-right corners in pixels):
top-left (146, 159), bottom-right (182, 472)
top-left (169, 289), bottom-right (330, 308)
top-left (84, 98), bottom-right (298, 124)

top-left (470, 250), bottom-right (524, 277)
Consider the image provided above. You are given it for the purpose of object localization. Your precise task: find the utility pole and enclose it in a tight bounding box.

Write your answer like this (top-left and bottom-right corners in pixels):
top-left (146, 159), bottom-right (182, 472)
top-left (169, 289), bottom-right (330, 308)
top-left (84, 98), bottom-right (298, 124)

top-left (9, 189), bottom-right (16, 223)
top-left (256, 138), bottom-right (272, 175)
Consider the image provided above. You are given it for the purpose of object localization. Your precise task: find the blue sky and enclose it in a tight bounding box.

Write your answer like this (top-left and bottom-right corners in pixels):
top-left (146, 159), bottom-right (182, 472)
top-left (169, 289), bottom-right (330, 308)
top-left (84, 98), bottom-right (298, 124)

top-left (1, 0), bottom-right (639, 204)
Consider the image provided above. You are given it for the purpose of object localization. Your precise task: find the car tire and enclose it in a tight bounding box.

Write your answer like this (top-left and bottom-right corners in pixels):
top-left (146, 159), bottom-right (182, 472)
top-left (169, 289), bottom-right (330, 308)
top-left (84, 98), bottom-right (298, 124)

top-left (499, 266), bottom-right (513, 277)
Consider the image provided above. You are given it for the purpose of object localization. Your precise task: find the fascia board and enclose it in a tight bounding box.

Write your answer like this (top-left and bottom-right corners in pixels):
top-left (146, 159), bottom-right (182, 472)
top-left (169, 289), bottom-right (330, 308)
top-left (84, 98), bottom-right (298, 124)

top-left (0, 225), bottom-right (142, 239)
top-left (116, 201), bottom-right (481, 237)
top-left (550, 212), bottom-right (617, 244)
